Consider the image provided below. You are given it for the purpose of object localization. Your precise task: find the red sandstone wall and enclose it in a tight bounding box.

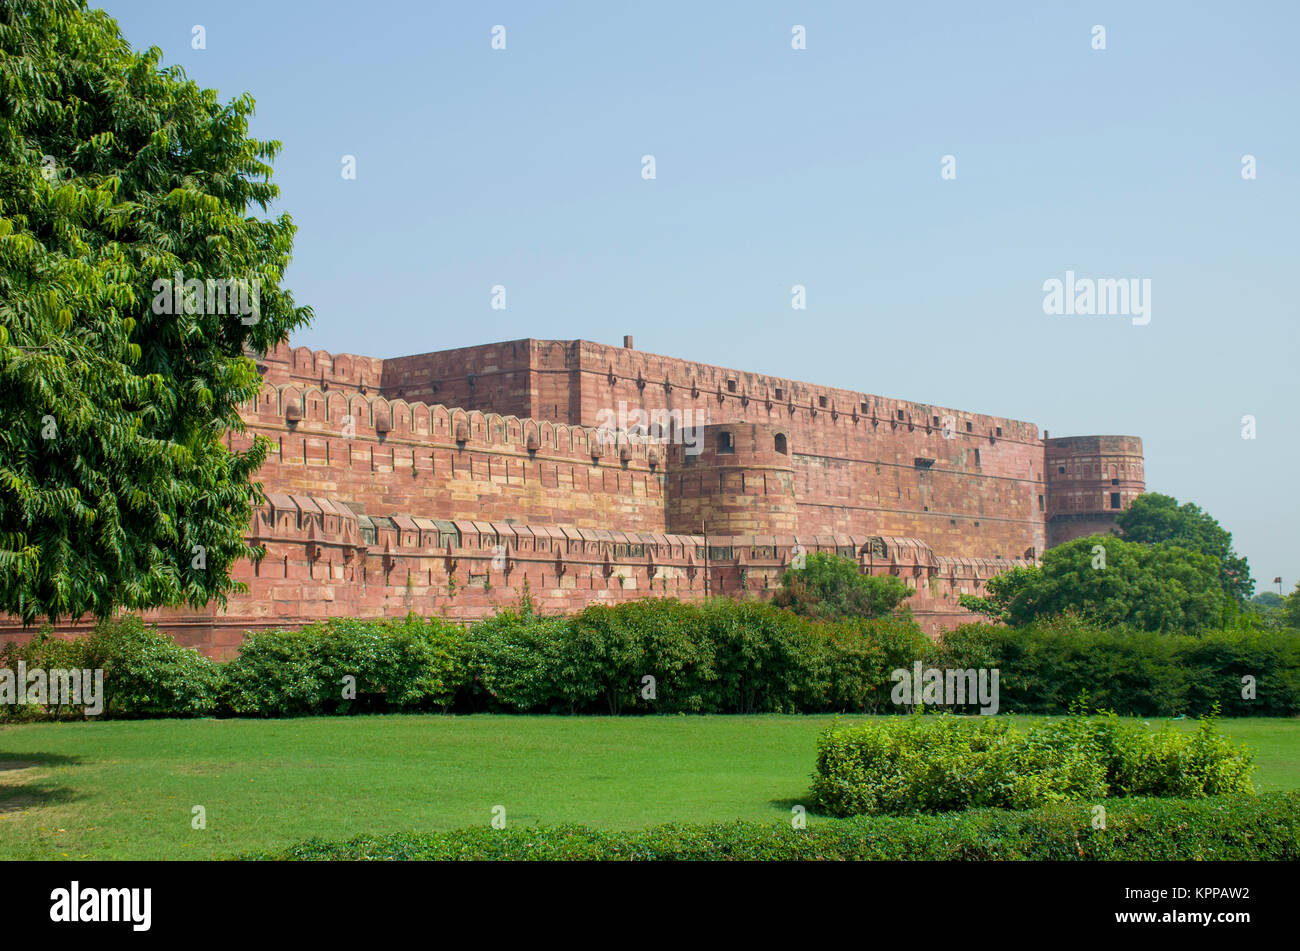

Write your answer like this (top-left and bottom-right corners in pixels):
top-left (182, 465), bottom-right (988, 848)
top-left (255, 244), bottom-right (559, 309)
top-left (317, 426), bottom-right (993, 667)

top-left (241, 371), bottom-right (670, 533)
top-left (0, 339), bottom-right (1143, 657)
top-left (560, 339), bottom-right (1047, 560)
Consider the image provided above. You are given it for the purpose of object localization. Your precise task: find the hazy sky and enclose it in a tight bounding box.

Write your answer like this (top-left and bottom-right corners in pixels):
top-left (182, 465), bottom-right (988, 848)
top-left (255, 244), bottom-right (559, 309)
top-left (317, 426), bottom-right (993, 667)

top-left (103, 1), bottom-right (1299, 591)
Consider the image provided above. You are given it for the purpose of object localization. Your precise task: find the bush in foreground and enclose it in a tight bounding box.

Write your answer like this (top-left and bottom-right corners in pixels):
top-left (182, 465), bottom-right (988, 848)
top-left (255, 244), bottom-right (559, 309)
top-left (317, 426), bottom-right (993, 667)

top-left (249, 792), bottom-right (1300, 861)
top-left (811, 711), bottom-right (1254, 817)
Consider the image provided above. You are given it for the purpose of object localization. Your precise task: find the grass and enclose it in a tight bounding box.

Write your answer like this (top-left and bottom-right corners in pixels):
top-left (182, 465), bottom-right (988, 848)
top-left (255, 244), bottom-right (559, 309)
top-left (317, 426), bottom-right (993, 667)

top-left (1, 714), bottom-right (1296, 860)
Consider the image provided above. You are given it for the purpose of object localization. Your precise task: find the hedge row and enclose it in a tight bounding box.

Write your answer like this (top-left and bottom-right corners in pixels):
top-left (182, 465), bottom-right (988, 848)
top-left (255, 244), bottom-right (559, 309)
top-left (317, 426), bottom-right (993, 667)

top-left (3, 601), bottom-right (1298, 718)
top-left (251, 792), bottom-right (1300, 861)
top-left (812, 712), bottom-right (1254, 817)
top-left (932, 617), bottom-right (1300, 717)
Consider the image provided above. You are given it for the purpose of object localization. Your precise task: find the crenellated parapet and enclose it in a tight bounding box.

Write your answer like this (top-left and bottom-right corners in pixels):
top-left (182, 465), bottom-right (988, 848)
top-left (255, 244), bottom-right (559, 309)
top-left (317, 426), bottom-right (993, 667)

top-left (148, 491), bottom-right (1030, 655)
top-left (243, 367), bottom-right (669, 470)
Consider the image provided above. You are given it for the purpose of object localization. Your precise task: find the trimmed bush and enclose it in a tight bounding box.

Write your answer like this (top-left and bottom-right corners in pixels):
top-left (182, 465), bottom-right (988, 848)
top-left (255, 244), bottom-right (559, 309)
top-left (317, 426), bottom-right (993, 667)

top-left (463, 609), bottom-right (576, 713)
top-left (461, 598), bottom-right (919, 715)
top-left (221, 615), bottom-right (465, 716)
top-left (931, 616), bottom-right (1300, 717)
top-left (5, 598), bottom-right (1298, 719)
top-left (815, 617), bottom-right (931, 714)
top-left (250, 792), bottom-right (1300, 861)
top-left (0, 616), bottom-right (221, 719)
top-left (811, 711), bottom-right (1254, 817)
top-left (697, 599), bottom-right (819, 714)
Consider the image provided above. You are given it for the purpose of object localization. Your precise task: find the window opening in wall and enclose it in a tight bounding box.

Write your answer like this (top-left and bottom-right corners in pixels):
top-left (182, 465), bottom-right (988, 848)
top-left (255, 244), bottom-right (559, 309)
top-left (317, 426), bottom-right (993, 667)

top-left (717, 431), bottom-right (735, 454)
top-left (774, 433), bottom-right (788, 454)
top-left (1111, 492), bottom-right (1121, 508)
top-left (819, 396), bottom-right (828, 408)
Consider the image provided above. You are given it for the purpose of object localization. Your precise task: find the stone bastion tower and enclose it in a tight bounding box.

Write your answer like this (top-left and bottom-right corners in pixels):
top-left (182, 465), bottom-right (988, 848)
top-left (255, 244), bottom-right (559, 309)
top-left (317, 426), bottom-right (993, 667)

top-left (665, 422), bottom-right (798, 537)
top-left (1043, 435), bottom-right (1146, 547)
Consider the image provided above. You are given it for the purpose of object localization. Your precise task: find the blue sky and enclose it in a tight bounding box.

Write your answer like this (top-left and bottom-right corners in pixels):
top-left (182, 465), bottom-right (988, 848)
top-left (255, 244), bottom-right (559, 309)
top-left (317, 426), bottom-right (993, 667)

top-left (102, 0), bottom-right (1299, 590)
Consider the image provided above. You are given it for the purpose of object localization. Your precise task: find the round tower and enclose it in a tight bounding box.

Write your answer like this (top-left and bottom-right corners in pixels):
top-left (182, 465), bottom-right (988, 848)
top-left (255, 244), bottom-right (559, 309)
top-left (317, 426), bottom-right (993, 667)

top-left (1044, 435), bottom-right (1145, 546)
top-left (665, 422), bottom-right (798, 536)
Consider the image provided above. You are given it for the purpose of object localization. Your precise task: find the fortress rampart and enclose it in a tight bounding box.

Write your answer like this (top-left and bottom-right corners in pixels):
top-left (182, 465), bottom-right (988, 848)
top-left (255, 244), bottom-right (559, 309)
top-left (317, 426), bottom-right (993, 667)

top-left (0, 338), bottom-right (1145, 657)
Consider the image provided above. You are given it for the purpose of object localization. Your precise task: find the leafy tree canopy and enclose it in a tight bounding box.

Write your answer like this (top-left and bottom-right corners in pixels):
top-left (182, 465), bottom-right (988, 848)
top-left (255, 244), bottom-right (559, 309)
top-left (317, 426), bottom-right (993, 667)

top-left (960, 535), bottom-right (1228, 634)
top-left (1280, 582), bottom-right (1300, 630)
top-left (1116, 492), bottom-right (1253, 603)
top-left (0, 0), bottom-right (310, 622)
top-left (773, 551), bottom-right (913, 621)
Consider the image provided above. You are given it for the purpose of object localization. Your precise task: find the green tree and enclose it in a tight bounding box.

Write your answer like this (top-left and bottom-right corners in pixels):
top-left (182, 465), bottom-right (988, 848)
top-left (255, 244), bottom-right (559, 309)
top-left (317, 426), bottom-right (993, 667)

top-left (961, 535), bottom-right (1227, 634)
top-left (773, 551), bottom-right (912, 621)
top-left (1116, 492), bottom-right (1253, 603)
top-left (0, 0), bottom-right (310, 622)
top-left (1251, 592), bottom-right (1283, 611)
top-left (1280, 582), bottom-right (1300, 630)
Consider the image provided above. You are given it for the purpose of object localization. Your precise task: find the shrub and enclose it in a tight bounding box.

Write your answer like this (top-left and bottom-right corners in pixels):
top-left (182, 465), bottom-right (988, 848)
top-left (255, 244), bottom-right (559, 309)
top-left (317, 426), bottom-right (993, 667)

top-left (565, 599), bottom-right (717, 714)
top-left (250, 792), bottom-right (1300, 861)
top-left (773, 552), bottom-right (912, 621)
top-left (6, 597), bottom-right (1297, 719)
top-left (697, 599), bottom-right (821, 713)
top-left (0, 626), bottom-right (89, 721)
top-left (929, 617), bottom-right (1300, 717)
top-left (818, 617), bottom-right (931, 713)
top-left (0, 616), bottom-right (221, 719)
top-left (463, 610), bottom-right (574, 713)
top-left (564, 602), bottom-right (655, 715)
top-left (811, 712), bottom-right (1253, 817)
top-left (79, 616), bottom-right (224, 717)
top-left (221, 615), bottom-right (465, 716)
top-left (627, 599), bottom-right (716, 714)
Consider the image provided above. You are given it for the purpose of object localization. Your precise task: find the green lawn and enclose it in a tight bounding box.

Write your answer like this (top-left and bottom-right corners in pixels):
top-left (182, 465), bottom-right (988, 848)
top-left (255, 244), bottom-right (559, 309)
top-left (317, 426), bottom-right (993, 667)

top-left (1, 714), bottom-right (1296, 860)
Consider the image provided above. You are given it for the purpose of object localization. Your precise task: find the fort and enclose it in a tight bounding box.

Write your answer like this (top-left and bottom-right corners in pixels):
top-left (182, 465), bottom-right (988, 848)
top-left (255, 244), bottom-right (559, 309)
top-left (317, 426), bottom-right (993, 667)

top-left (4, 337), bottom-right (1145, 658)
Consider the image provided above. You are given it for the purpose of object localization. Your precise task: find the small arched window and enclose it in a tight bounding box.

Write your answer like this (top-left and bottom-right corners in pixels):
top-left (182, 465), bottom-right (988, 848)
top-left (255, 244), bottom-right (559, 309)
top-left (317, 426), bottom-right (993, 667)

top-left (774, 433), bottom-right (788, 454)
